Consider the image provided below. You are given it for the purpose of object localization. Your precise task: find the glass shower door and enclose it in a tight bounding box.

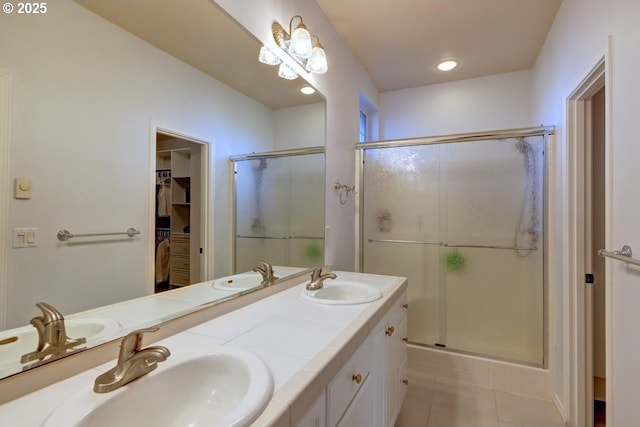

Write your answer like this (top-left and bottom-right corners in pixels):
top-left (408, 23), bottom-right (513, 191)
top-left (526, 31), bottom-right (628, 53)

top-left (287, 153), bottom-right (325, 267)
top-left (362, 144), bottom-right (444, 346)
top-left (361, 135), bottom-right (545, 365)
top-left (442, 137), bottom-right (544, 364)
top-left (234, 152), bottom-right (325, 273)
top-left (235, 157), bottom-right (289, 272)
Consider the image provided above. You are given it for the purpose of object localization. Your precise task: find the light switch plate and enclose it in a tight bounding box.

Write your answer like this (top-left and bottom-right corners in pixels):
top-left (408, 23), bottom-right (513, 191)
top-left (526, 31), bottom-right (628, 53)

top-left (13, 227), bottom-right (37, 248)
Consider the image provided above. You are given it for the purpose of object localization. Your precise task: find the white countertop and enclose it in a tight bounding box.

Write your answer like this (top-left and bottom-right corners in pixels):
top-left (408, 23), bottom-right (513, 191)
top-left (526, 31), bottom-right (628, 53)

top-left (0, 271), bottom-right (407, 427)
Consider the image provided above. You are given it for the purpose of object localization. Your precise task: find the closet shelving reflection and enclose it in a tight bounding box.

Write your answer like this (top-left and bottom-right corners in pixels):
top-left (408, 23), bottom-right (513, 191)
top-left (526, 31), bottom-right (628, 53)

top-left (156, 148), bottom-right (194, 289)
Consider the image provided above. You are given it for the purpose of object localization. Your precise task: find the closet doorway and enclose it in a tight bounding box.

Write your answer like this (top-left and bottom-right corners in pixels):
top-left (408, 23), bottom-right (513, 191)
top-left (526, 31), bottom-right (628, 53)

top-left (153, 130), bottom-right (208, 293)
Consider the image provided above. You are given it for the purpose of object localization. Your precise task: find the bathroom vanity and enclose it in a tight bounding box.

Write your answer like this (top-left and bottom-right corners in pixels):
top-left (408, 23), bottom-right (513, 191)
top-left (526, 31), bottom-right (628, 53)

top-left (0, 271), bottom-right (407, 427)
top-left (295, 284), bottom-right (407, 427)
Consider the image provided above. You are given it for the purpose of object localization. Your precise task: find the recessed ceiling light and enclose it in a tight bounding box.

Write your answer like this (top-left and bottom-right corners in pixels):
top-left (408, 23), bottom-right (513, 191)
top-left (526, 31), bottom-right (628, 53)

top-left (299, 85), bottom-right (316, 95)
top-left (436, 60), bottom-right (458, 72)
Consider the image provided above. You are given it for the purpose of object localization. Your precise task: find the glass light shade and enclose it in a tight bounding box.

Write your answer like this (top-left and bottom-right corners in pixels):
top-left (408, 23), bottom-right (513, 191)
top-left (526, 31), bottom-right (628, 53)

top-left (289, 26), bottom-right (312, 59)
top-left (278, 62), bottom-right (298, 80)
top-left (305, 46), bottom-right (328, 74)
top-left (258, 45), bottom-right (282, 65)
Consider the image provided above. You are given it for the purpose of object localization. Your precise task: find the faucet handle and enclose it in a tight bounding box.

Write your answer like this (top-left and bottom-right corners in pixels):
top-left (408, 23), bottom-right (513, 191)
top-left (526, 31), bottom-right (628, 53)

top-left (310, 266), bottom-right (324, 280)
top-left (257, 260), bottom-right (274, 273)
top-left (35, 302), bottom-right (65, 323)
top-left (255, 260), bottom-right (278, 283)
top-left (120, 327), bottom-right (159, 356)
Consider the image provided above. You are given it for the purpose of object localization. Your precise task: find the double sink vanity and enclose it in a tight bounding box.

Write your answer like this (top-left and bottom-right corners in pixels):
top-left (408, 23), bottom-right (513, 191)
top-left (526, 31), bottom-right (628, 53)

top-left (0, 269), bottom-right (408, 427)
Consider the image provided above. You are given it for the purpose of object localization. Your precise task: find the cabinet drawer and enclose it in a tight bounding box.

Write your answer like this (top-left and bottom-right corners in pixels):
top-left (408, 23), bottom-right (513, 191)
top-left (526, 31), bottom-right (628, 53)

top-left (171, 233), bottom-right (190, 244)
top-left (170, 243), bottom-right (190, 255)
top-left (327, 334), bottom-right (372, 427)
top-left (170, 256), bottom-right (190, 270)
top-left (170, 269), bottom-right (190, 286)
top-left (171, 233), bottom-right (190, 255)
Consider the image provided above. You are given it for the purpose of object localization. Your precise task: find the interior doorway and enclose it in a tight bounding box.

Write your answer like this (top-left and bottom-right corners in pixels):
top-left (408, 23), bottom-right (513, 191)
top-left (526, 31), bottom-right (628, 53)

top-left (152, 130), bottom-right (209, 293)
top-left (587, 86), bottom-right (606, 427)
top-left (567, 48), bottom-right (610, 427)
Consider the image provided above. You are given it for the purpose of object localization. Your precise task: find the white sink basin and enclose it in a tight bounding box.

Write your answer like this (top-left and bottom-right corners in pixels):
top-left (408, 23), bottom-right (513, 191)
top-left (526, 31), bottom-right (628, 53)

top-left (300, 280), bottom-right (382, 305)
top-left (42, 346), bottom-right (274, 427)
top-left (211, 266), bottom-right (308, 292)
top-left (211, 272), bottom-right (263, 292)
top-left (0, 318), bottom-right (121, 369)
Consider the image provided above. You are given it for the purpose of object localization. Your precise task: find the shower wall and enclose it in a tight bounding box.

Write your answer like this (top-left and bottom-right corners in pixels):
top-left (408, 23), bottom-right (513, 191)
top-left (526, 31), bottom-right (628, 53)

top-left (361, 135), bottom-right (545, 365)
top-left (233, 152), bottom-right (325, 273)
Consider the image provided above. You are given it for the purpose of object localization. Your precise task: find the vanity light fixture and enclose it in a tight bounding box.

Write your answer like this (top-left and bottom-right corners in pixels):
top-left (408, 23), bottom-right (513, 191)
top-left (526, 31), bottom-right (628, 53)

top-left (436, 59), bottom-right (459, 71)
top-left (258, 15), bottom-right (328, 80)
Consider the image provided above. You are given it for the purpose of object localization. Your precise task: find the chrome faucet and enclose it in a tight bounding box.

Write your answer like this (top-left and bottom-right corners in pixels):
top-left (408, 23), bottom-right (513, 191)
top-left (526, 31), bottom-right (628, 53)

top-left (252, 260), bottom-right (278, 285)
top-left (20, 302), bottom-right (87, 365)
top-left (306, 266), bottom-right (337, 291)
top-left (94, 327), bottom-right (170, 393)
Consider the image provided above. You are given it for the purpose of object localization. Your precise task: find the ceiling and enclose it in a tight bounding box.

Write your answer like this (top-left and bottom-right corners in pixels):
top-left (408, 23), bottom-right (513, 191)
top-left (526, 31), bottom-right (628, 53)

top-left (76, 0), bottom-right (563, 105)
top-left (75, 0), bottom-right (324, 109)
top-left (316, 0), bottom-right (563, 92)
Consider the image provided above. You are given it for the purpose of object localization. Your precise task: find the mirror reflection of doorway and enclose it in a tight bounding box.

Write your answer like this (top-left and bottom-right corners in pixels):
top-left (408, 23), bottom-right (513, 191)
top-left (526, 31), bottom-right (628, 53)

top-left (154, 132), bottom-right (204, 293)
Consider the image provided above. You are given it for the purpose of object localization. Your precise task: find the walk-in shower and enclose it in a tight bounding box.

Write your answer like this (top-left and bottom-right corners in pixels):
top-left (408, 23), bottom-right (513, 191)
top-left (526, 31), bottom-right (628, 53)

top-left (231, 147), bottom-right (325, 273)
top-left (358, 128), bottom-right (550, 366)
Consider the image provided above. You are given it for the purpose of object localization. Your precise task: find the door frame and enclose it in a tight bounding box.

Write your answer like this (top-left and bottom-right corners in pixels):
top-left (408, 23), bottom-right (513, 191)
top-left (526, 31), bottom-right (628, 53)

top-left (565, 38), bottom-right (613, 427)
top-left (0, 69), bottom-right (11, 330)
top-left (148, 120), bottom-right (213, 292)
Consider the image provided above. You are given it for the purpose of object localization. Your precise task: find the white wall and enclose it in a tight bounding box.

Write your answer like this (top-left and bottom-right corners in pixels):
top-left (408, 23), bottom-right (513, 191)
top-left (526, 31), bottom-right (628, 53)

top-left (531, 0), bottom-right (640, 424)
top-left (273, 102), bottom-right (326, 150)
top-left (0, 1), bottom-right (276, 327)
top-left (379, 70), bottom-right (533, 140)
top-left (213, 0), bottom-right (380, 271)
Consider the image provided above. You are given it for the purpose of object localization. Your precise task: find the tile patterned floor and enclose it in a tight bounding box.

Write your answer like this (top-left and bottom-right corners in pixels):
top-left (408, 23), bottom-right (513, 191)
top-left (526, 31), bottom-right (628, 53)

top-left (395, 375), bottom-right (565, 427)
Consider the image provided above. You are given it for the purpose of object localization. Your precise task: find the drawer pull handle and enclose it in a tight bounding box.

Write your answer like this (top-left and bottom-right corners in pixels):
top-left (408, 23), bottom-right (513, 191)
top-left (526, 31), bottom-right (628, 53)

top-left (402, 336), bottom-right (408, 343)
top-left (402, 303), bottom-right (409, 309)
top-left (385, 326), bottom-right (395, 336)
top-left (352, 373), bottom-right (362, 384)
top-left (402, 378), bottom-right (409, 385)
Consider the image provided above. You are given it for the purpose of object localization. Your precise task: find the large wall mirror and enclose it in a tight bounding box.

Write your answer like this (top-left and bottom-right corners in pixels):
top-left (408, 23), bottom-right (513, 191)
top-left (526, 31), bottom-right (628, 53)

top-left (0, 0), bottom-right (325, 380)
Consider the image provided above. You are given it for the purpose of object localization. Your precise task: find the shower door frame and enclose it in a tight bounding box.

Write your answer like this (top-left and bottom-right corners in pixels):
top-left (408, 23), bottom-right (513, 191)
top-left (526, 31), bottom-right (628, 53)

top-left (230, 146), bottom-right (325, 274)
top-left (356, 125), bottom-right (554, 367)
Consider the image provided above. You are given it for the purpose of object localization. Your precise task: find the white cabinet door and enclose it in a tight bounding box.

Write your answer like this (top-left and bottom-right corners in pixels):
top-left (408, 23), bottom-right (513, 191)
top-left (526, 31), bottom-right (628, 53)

top-left (295, 392), bottom-right (326, 427)
top-left (372, 318), bottom-right (388, 427)
top-left (327, 335), bottom-right (373, 427)
top-left (389, 315), bottom-right (408, 425)
top-left (336, 374), bottom-right (374, 427)
top-left (373, 294), bottom-right (408, 427)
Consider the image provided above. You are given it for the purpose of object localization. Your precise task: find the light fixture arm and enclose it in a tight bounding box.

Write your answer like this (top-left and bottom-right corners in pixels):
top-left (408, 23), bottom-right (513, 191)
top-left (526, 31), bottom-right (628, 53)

top-left (289, 15), bottom-right (305, 36)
